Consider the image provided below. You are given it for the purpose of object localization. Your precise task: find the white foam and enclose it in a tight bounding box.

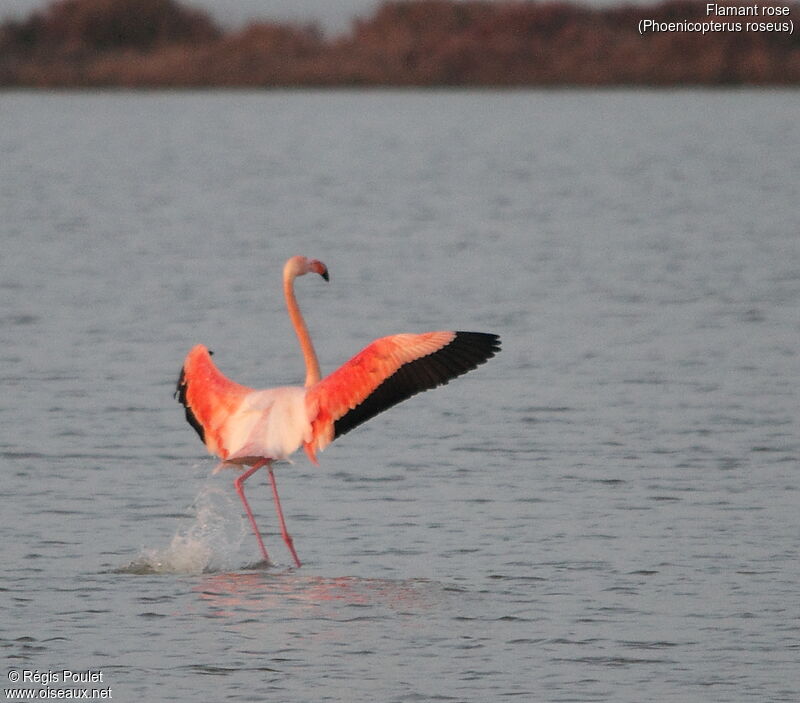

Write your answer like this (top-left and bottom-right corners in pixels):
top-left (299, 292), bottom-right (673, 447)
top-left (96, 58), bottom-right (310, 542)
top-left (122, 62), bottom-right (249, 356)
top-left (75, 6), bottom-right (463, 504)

top-left (130, 485), bottom-right (246, 574)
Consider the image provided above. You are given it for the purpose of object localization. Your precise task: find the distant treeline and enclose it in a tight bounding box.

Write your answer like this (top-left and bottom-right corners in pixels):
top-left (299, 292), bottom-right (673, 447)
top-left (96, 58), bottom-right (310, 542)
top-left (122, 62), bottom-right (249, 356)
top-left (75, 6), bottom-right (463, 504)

top-left (1, 0), bottom-right (799, 86)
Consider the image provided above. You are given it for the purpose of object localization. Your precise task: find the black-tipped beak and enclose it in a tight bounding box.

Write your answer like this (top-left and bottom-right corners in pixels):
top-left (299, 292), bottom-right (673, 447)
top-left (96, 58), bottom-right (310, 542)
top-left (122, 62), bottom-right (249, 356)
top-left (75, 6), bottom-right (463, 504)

top-left (308, 258), bottom-right (329, 281)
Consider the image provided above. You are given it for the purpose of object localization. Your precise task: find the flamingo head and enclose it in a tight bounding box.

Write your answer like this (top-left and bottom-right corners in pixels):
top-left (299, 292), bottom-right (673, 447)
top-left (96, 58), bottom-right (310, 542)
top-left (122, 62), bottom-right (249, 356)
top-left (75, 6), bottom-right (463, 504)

top-left (284, 255), bottom-right (329, 282)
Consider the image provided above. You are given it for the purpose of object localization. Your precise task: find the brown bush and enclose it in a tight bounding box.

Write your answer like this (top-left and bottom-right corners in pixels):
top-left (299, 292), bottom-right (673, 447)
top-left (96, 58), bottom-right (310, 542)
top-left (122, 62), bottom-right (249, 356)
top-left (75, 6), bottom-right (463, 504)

top-left (1, 0), bottom-right (799, 86)
top-left (1, 0), bottom-right (218, 56)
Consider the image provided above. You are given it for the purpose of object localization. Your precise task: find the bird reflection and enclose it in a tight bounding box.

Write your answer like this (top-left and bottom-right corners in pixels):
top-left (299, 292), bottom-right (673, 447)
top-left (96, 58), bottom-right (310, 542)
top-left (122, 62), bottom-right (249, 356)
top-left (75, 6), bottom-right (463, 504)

top-left (193, 571), bottom-right (441, 618)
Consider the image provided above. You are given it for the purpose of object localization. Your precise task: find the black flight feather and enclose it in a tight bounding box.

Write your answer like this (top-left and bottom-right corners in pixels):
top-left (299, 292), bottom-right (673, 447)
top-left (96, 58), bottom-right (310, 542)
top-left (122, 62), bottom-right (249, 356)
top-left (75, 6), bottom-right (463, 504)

top-left (175, 365), bottom-right (206, 444)
top-left (333, 331), bottom-right (500, 440)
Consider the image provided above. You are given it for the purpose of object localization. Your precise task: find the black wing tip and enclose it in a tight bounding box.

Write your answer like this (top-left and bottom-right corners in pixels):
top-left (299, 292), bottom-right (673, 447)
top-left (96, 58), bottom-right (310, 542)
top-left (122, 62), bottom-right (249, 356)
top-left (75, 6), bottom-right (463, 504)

top-left (333, 330), bottom-right (500, 440)
top-left (453, 331), bottom-right (501, 356)
top-left (448, 332), bottom-right (501, 372)
top-left (174, 367), bottom-right (186, 401)
top-left (175, 364), bottom-right (205, 443)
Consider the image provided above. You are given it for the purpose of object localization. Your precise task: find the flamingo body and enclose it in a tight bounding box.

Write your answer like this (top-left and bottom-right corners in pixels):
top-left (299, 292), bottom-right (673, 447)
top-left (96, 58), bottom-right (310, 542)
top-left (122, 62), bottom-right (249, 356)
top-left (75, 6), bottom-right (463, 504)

top-left (178, 345), bottom-right (311, 464)
top-left (176, 255), bottom-right (500, 567)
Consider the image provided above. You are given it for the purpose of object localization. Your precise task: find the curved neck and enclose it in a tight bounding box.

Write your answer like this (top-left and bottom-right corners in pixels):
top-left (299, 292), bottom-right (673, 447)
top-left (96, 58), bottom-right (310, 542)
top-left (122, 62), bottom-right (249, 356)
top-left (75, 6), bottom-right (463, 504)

top-left (284, 273), bottom-right (321, 387)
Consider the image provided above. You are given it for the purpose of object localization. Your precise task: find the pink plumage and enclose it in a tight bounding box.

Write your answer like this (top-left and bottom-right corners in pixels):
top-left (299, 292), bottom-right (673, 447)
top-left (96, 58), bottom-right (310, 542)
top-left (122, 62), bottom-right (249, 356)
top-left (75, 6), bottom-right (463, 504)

top-left (176, 255), bottom-right (500, 567)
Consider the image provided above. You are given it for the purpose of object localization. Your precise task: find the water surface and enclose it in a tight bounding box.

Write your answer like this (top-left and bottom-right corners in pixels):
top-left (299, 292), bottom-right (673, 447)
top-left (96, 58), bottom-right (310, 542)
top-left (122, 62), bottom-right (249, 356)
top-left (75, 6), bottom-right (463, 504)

top-left (1, 90), bottom-right (799, 701)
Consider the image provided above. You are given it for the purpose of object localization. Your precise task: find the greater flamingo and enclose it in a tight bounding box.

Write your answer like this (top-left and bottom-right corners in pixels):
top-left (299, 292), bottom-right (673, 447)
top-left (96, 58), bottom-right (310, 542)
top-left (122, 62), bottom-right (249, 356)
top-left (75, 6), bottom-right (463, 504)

top-left (176, 255), bottom-right (500, 567)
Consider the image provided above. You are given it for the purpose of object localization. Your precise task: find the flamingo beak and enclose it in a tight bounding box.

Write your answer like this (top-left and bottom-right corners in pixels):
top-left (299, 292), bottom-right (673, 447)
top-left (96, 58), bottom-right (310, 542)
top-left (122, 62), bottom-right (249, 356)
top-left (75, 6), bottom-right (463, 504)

top-left (310, 259), bottom-right (329, 281)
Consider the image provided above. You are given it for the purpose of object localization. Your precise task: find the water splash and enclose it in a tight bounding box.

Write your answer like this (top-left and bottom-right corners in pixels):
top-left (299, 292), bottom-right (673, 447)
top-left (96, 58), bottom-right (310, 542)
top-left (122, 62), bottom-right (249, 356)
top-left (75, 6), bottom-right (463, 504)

top-left (123, 486), bottom-right (247, 574)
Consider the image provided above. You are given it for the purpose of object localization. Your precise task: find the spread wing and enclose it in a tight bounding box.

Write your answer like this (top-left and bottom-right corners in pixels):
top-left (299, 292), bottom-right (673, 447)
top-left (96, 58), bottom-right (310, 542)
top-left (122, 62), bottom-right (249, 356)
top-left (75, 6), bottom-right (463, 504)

top-left (305, 331), bottom-right (500, 458)
top-left (175, 344), bottom-right (253, 459)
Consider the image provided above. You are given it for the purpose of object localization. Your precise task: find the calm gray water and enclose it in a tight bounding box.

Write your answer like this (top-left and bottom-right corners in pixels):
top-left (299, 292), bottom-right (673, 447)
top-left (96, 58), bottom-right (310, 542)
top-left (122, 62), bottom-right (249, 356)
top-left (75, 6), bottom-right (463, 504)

top-left (1, 90), bottom-right (798, 702)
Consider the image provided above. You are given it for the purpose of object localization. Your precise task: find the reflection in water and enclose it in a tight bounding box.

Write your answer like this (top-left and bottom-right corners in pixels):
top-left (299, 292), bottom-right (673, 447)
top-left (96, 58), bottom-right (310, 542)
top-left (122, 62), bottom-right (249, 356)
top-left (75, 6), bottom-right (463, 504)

top-left (194, 571), bottom-right (444, 618)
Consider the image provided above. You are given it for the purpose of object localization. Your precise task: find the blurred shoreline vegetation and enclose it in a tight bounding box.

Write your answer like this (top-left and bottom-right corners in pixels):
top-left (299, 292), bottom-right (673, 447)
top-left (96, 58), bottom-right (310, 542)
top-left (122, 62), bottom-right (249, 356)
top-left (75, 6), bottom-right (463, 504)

top-left (1, 0), bottom-right (798, 87)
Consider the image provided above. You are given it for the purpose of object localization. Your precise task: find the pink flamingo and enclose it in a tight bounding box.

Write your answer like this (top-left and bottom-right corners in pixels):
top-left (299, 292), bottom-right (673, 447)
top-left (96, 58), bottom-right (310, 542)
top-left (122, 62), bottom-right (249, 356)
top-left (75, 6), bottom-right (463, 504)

top-left (176, 255), bottom-right (500, 567)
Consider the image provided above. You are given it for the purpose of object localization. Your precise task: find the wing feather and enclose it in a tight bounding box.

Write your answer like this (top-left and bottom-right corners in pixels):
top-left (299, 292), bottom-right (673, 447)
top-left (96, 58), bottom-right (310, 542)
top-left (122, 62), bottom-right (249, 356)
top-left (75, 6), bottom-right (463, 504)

top-left (175, 345), bottom-right (253, 458)
top-left (306, 331), bottom-right (500, 454)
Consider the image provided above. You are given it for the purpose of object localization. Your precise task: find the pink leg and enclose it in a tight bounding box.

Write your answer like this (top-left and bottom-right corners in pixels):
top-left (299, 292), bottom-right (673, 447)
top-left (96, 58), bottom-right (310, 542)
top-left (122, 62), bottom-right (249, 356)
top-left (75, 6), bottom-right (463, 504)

top-left (234, 459), bottom-right (270, 564)
top-left (267, 466), bottom-right (302, 568)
